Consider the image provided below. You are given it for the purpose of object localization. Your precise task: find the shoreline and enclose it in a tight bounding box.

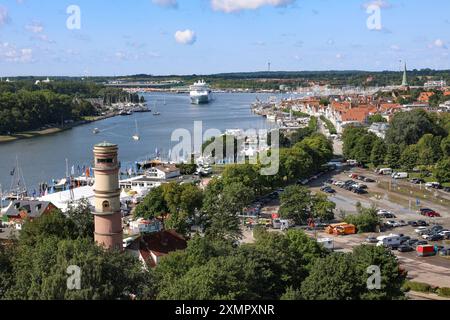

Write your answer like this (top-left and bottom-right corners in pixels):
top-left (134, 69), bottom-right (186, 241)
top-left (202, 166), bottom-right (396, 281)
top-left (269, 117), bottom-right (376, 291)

top-left (0, 114), bottom-right (115, 145)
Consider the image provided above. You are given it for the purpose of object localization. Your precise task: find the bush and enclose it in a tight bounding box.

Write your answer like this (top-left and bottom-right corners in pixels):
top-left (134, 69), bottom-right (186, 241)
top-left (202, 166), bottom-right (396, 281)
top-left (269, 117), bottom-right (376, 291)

top-left (437, 287), bottom-right (450, 298)
top-left (402, 281), bottom-right (434, 293)
top-left (345, 209), bottom-right (380, 233)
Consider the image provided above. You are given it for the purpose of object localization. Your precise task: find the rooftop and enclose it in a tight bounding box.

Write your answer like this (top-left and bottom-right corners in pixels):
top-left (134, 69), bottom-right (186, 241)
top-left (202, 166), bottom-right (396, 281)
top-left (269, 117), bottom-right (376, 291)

top-left (95, 141), bottom-right (117, 148)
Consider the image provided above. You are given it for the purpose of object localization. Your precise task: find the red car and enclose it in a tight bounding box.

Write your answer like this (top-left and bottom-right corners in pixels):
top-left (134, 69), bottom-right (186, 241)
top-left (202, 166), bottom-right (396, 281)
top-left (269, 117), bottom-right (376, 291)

top-left (422, 211), bottom-right (441, 218)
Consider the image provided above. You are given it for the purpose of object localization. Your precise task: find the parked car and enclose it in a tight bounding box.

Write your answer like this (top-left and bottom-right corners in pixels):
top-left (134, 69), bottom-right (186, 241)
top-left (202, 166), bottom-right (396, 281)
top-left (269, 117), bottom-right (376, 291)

top-left (365, 236), bottom-right (378, 244)
top-left (423, 211), bottom-right (441, 218)
top-left (439, 248), bottom-right (450, 257)
top-left (398, 245), bottom-right (414, 253)
top-left (417, 220), bottom-right (429, 227)
top-left (397, 220), bottom-right (408, 227)
top-left (425, 182), bottom-right (442, 189)
top-left (425, 234), bottom-right (444, 242)
top-left (334, 181), bottom-right (345, 187)
top-left (399, 235), bottom-right (411, 244)
top-left (377, 210), bottom-right (396, 219)
top-left (320, 186), bottom-right (336, 194)
top-left (410, 178), bottom-right (426, 184)
top-left (353, 188), bottom-right (367, 194)
top-left (386, 221), bottom-right (399, 228)
top-left (392, 172), bottom-right (408, 179)
top-left (406, 239), bottom-right (419, 247)
top-left (408, 221), bottom-right (419, 227)
top-left (415, 227), bottom-right (428, 234)
top-left (364, 178), bottom-right (376, 183)
top-left (430, 225), bottom-right (444, 233)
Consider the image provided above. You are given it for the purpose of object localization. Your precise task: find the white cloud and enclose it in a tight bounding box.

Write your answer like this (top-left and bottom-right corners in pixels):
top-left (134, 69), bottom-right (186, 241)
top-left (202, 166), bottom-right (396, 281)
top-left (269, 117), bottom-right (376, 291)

top-left (152, 0), bottom-right (178, 8)
top-left (433, 39), bottom-right (447, 49)
top-left (211, 0), bottom-right (295, 13)
top-left (26, 21), bottom-right (44, 34)
top-left (25, 21), bottom-right (54, 43)
top-left (174, 29), bottom-right (196, 45)
top-left (0, 6), bottom-right (10, 27)
top-left (0, 42), bottom-right (34, 63)
top-left (390, 44), bottom-right (400, 51)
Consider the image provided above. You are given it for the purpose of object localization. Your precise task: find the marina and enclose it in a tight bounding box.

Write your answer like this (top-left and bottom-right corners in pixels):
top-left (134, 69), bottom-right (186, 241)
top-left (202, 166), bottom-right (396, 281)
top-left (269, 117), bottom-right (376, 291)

top-left (0, 92), bottom-right (280, 193)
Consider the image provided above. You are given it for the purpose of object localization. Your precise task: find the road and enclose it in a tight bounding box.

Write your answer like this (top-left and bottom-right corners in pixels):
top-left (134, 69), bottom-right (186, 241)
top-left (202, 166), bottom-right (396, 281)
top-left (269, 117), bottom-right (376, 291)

top-left (317, 117), bottom-right (343, 156)
top-left (251, 165), bottom-right (450, 290)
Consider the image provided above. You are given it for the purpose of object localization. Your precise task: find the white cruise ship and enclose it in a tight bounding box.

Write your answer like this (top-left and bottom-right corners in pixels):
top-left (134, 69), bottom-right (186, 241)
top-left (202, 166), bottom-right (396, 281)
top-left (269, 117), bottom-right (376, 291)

top-left (190, 80), bottom-right (212, 104)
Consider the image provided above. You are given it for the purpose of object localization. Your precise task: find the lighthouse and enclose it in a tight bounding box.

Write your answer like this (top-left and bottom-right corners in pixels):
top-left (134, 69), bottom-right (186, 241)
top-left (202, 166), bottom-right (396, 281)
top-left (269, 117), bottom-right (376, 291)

top-left (92, 142), bottom-right (123, 250)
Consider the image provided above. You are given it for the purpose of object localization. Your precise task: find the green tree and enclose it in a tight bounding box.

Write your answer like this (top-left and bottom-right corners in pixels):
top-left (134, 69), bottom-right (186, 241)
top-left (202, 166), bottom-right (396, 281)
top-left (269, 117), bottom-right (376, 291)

top-left (5, 237), bottom-right (152, 300)
top-left (312, 193), bottom-right (336, 222)
top-left (367, 114), bottom-right (387, 124)
top-left (435, 158), bottom-right (450, 184)
top-left (279, 186), bottom-right (313, 225)
top-left (400, 145), bottom-right (420, 171)
top-left (353, 245), bottom-right (406, 300)
top-left (441, 136), bottom-right (450, 157)
top-left (301, 253), bottom-right (361, 300)
top-left (342, 127), bottom-right (368, 159)
top-left (134, 186), bottom-right (169, 220)
top-left (386, 109), bottom-right (443, 146)
top-left (202, 180), bottom-right (254, 241)
top-left (66, 199), bottom-right (94, 239)
top-left (416, 134), bottom-right (442, 165)
top-left (385, 144), bottom-right (402, 169)
top-left (353, 134), bottom-right (378, 166)
top-left (370, 139), bottom-right (387, 167)
top-left (345, 206), bottom-right (380, 233)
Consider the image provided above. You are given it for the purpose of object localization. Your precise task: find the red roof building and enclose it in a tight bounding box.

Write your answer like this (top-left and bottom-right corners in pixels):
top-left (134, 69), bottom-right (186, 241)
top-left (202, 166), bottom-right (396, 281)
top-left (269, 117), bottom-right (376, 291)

top-left (418, 92), bottom-right (435, 103)
top-left (129, 230), bottom-right (187, 268)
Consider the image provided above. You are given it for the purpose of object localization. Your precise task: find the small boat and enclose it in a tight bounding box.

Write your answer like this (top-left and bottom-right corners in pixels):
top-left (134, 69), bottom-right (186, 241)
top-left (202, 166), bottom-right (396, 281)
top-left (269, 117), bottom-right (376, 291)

top-left (153, 101), bottom-right (161, 116)
top-left (93, 128), bottom-right (100, 134)
top-left (132, 120), bottom-right (140, 141)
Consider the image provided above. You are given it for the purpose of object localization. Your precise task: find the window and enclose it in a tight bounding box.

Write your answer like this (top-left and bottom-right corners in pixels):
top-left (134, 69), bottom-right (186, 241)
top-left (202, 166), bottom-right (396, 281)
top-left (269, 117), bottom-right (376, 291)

top-left (97, 158), bottom-right (114, 164)
top-left (102, 201), bottom-right (110, 212)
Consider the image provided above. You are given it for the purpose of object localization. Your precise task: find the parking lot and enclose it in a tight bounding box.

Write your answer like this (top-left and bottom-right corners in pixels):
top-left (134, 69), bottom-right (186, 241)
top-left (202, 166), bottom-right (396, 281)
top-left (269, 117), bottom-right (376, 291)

top-left (248, 166), bottom-right (450, 290)
top-left (308, 167), bottom-right (450, 289)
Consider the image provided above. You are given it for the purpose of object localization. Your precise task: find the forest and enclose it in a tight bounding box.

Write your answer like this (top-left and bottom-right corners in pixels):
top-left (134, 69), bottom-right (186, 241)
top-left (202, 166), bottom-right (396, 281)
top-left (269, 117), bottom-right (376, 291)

top-left (0, 80), bottom-right (141, 134)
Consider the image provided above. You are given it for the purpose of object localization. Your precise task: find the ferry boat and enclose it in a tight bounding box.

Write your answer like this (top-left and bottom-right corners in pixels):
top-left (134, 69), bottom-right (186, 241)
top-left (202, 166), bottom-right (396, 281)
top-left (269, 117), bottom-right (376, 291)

top-left (190, 80), bottom-right (212, 104)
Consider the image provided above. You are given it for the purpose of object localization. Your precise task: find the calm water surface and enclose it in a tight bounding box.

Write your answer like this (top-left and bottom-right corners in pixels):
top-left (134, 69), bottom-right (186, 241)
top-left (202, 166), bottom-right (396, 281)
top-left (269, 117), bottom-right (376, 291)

top-left (0, 92), bottom-right (283, 192)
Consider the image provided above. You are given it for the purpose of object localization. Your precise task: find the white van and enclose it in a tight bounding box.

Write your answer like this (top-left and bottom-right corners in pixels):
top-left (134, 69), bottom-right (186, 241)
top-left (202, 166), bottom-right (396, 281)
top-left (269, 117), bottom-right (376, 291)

top-left (378, 168), bottom-right (393, 175)
top-left (392, 172), bottom-right (408, 179)
top-left (272, 219), bottom-right (282, 229)
top-left (123, 237), bottom-right (135, 249)
top-left (376, 234), bottom-right (402, 248)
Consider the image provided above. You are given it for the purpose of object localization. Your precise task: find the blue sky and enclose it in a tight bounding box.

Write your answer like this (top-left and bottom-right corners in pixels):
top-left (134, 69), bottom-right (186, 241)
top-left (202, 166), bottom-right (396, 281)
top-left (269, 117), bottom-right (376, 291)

top-left (0, 0), bottom-right (449, 76)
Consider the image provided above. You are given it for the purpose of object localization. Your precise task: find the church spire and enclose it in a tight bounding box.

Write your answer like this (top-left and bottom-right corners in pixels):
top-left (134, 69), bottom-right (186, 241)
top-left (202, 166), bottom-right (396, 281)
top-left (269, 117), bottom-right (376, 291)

top-left (401, 62), bottom-right (408, 87)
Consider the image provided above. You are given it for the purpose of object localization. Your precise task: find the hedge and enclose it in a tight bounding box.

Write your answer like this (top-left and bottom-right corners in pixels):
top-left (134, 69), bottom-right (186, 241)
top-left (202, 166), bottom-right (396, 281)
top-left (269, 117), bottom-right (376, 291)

top-left (402, 281), bottom-right (434, 293)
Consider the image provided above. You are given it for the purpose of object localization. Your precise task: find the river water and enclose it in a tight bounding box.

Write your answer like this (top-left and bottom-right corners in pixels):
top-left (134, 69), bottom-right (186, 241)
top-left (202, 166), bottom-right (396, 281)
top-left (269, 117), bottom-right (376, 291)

top-left (0, 92), bottom-right (283, 193)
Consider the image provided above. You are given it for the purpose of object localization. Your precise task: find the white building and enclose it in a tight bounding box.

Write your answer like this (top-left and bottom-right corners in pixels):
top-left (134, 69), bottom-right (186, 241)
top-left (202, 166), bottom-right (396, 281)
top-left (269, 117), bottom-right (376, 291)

top-left (424, 80), bottom-right (446, 89)
top-left (368, 123), bottom-right (390, 139)
top-left (146, 164), bottom-right (181, 180)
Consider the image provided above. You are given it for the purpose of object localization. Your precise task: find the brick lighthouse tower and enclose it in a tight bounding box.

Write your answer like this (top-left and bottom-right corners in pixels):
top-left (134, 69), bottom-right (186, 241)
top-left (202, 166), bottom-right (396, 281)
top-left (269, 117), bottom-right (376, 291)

top-left (93, 142), bottom-right (123, 251)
